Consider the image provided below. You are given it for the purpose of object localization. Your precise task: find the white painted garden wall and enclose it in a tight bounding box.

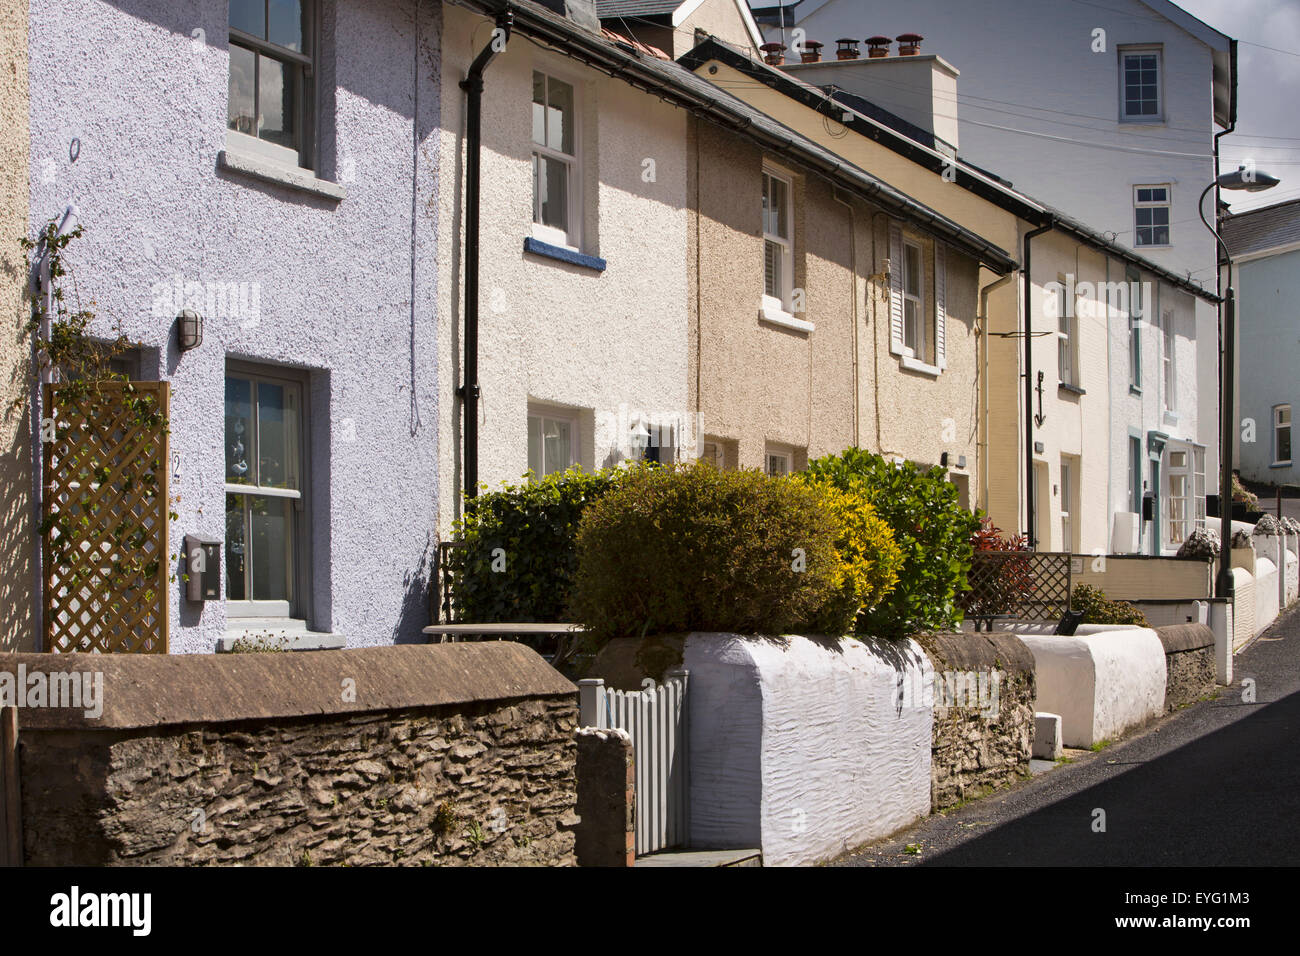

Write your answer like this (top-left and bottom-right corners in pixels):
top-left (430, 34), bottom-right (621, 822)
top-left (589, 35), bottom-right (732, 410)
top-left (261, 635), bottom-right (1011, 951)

top-left (683, 633), bottom-right (932, 867)
top-left (1016, 628), bottom-right (1165, 748)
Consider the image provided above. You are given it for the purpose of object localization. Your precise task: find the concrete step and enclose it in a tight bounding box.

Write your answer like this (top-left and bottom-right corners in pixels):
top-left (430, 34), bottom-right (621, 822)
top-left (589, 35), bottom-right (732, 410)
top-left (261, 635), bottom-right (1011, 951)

top-left (634, 848), bottom-right (762, 867)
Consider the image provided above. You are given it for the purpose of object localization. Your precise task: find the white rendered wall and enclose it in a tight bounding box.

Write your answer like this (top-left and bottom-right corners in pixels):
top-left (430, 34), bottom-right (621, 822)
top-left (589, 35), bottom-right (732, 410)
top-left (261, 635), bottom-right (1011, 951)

top-left (1017, 628), bottom-right (1166, 747)
top-left (683, 633), bottom-right (932, 866)
top-left (437, 5), bottom-right (690, 530)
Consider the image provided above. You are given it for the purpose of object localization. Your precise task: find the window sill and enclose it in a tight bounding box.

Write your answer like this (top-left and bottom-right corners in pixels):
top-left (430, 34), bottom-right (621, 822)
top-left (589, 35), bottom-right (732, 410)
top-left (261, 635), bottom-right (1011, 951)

top-left (523, 237), bottom-right (606, 272)
top-left (900, 355), bottom-right (941, 377)
top-left (1059, 382), bottom-right (1086, 396)
top-left (217, 621), bottom-right (346, 652)
top-left (1270, 461), bottom-right (1293, 470)
top-left (1135, 244), bottom-right (1173, 251)
top-left (758, 301), bottom-right (814, 333)
top-left (218, 149), bottom-right (346, 201)
top-left (1163, 410), bottom-right (1179, 426)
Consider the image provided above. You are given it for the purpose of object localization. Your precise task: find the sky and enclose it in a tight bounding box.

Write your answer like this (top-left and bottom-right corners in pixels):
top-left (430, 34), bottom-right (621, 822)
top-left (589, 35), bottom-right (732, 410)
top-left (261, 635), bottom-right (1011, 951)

top-left (1178, 0), bottom-right (1300, 212)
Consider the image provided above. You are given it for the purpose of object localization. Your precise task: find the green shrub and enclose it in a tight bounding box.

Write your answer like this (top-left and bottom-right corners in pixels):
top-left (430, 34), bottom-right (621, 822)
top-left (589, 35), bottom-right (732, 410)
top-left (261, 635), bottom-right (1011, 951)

top-left (802, 448), bottom-right (981, 637)
top-left (1070, 584), bottom-right (1150, 627)
top-left (806, 479), bottom-right (904, 635)
top-left (571, 462), bottom-right (852, 643)
top-left (446, 468), bottom-right (622, 623)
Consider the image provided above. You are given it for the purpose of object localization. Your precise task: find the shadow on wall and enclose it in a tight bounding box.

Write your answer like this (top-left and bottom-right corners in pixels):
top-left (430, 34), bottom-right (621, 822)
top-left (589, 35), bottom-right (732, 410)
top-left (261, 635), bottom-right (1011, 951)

top-left (0, 400), bottom-right (35, 652)
top-left (392, 534), bottom-right (433, 645)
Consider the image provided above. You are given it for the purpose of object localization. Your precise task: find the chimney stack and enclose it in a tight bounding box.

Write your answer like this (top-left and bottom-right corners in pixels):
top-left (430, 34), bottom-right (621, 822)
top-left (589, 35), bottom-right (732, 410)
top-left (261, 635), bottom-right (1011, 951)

top-left (896, 32), bottom-right (923, 56)
top-left (760, 42), bottom-right (787, 66)
top-left (835, 38), bottom-right (860, 60)
top-left (865, 35), bottom-right (891, 58)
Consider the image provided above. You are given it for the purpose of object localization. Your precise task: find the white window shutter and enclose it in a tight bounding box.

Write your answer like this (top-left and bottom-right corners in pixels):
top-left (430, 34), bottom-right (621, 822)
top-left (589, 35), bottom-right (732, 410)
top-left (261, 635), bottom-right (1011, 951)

top-left (889, 224), bottom-right (904, 356)
top-left (934, 241), bottom-right (947, 370)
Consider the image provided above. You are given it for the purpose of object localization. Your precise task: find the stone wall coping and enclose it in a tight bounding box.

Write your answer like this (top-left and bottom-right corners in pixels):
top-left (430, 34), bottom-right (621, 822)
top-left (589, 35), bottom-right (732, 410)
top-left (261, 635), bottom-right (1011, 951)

top-left (919, 631), bottom-right (1036, 674)
top-left (1, 643), bottom-right (576, 731)
top-left (1154, 623), bottom-right (1216, 654)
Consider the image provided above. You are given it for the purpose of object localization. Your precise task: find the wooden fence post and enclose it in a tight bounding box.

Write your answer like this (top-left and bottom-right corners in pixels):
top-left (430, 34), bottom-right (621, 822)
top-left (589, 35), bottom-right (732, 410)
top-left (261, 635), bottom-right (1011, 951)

top-left (0, 706), bottom-right (21, 866)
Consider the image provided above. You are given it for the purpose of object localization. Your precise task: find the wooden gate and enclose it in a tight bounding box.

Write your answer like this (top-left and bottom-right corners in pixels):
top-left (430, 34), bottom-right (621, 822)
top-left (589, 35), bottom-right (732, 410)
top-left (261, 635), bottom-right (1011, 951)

top-left (42, 381), bottom-right (170, 653)
top-left (579, 670), bottom-right (689, 856)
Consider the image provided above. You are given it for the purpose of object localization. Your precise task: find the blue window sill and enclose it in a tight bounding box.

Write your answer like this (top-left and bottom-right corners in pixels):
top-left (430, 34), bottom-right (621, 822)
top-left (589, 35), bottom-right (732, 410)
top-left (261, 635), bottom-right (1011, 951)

top-left (1269, 462), bottom-right (1292, 470)
top-left (523, 237), bottom-right (606, 272)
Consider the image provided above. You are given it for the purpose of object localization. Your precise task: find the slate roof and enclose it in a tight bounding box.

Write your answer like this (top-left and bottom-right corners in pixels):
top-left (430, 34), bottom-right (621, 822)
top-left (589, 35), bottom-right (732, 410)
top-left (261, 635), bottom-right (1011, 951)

top-left (1222, 198), bottom-right (1300, 259)
top-left (595, 0), bottom-right (684, 19)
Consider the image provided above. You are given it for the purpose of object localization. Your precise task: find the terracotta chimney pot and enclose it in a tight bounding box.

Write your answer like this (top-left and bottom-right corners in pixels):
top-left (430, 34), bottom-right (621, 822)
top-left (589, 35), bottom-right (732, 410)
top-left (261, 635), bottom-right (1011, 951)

top-left (896, 32), bottom-right (923, 56)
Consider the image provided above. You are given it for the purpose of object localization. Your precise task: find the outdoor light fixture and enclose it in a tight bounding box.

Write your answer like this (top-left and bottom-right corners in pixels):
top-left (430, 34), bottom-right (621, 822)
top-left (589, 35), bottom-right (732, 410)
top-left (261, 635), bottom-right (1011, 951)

top-left (176, 309), bottom-right (203, 352)
top-left (1199, 165), bottom-right (1281, 599)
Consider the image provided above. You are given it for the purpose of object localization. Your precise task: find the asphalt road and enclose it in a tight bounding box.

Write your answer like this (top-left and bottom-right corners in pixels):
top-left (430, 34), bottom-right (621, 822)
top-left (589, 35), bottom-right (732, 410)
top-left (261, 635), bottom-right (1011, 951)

top-left (834, 605), bottom-right (1300, 866)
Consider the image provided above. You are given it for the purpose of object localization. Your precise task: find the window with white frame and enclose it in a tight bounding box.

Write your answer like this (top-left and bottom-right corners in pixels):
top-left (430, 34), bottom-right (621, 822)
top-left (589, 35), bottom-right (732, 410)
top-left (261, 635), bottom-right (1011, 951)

top-left (1120, 48), bottom-right (1162, 121)
top-left (903, 240), bottom-right (927, 361)
top-left (1165, 447), bottom-right (1190, 547)
top-left (527, 405), bottom-right (579, 476)
top-left (1134, 185), bottom-right (1171, 247)
top-left (1193, 445), bottom-right (1206, 530)
top-left (1057, 275), bottom-right (1076, 386)
top-left (225, 368), bottom-right (306, 618)
top-left (765, 442), bottom-right (802, 477)
top-left (889, 225), bottom-right (946, 372)
top-left (762, 168), bottom-right (793, 311)
top-left (766, 450), bottom-right (790, 477)
top-left (228, 0), bottom-right (317, 170)
top-left (1275, 404), bottom-right (1292, 465)
top-left (1127, 267), bottom-right (1142, 388)
top-left (1160, 308), bottom-right (1177, 412)
top-left (532, 71), bottom-right (578, 247)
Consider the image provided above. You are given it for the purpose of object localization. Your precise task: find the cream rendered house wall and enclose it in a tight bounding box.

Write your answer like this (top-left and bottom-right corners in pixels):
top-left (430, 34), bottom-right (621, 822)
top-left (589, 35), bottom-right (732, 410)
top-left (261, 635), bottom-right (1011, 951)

top-left (692, 58), bottom-right (1009, 512)
top-left (0, 0), bottom-right (33, 650)
top-left (437, 5), bottom-right (690, 530)
top-left (688, 113), bottom-right (980, 486)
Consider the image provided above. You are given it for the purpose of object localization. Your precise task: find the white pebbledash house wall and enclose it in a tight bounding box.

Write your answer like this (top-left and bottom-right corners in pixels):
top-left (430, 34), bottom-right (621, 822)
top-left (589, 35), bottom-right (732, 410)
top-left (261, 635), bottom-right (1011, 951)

top-left (436, 1), bottom-right (691, 532)
top-left (767, 0), bottom-right (1230, 554)
top-left (27, 0), bottom-right (442, 650)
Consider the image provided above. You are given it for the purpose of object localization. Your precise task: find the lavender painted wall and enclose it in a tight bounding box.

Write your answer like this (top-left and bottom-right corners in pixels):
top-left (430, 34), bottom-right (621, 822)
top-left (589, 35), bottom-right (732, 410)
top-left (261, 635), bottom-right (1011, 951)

top-left (27, 0), bottom-right (442, 651)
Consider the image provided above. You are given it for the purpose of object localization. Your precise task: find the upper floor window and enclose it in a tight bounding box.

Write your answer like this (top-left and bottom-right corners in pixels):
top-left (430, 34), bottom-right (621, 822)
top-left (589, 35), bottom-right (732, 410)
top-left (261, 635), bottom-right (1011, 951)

top-left (1135, 185), bottom-right (1171, 247)
top-left (228, 0), bottom-right (316, 170)
top-left (532, 72), bottom-right (579, 248)
top-left (1160, 308), bottom-right (1177, 412)
top-left (889, 224), bottom-right (947, 374)
top-left (762, 168), bottom-right (794, 311)
top-left (1120, 47), bottom-right (1162, 121)
top-left (1275, 404), bottom-right (1292, 466)
top-left (1057, 274), bottom-right (1077, 387)
top-left (1127, 267), bottom-right (1143, 388)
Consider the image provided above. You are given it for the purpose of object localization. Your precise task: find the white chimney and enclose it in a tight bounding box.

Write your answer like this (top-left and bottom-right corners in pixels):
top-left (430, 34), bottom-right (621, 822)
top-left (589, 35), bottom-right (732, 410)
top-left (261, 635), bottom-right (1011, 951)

top-left (780, 39), bottom-right (960, 152)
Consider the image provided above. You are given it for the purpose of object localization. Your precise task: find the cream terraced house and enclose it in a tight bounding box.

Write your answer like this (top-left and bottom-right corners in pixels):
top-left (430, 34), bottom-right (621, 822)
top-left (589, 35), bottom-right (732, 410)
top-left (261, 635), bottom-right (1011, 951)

top-left (436, 0), bottom-right (697, 530)
top-left (683, 37), bottom-right (1218, 554)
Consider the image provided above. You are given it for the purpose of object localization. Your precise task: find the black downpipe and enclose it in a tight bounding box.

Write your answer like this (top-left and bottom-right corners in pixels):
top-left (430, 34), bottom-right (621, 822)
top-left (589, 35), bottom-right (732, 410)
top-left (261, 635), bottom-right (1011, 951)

top-left (459, 10), bottom-right (513, 505)
top-left (1023, 218), bottom-right (1054, 547)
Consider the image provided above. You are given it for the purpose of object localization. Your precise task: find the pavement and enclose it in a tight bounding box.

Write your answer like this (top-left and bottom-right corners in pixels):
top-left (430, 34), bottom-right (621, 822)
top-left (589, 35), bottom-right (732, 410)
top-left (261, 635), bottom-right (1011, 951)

top-left (832, 604), bottom-right (1300, 866)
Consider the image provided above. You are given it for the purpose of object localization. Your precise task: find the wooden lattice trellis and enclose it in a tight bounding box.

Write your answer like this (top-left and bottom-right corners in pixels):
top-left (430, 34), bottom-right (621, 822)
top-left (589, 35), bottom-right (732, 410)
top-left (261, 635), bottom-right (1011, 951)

top-left (42, 381), bottom-right (170, 653)
top-left (960, 551), bottom-right (1072, 624)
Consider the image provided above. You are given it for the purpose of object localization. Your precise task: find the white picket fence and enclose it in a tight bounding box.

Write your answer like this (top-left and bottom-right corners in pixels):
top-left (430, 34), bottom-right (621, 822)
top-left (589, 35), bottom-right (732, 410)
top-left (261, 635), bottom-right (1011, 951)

top-left (578, 670), bottom-right (689, 856)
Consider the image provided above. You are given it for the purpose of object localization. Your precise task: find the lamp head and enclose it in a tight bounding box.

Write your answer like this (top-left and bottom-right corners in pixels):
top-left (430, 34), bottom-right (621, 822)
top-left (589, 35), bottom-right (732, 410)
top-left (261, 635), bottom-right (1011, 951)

top-left (1218, 166), bottom-right (1281, 193)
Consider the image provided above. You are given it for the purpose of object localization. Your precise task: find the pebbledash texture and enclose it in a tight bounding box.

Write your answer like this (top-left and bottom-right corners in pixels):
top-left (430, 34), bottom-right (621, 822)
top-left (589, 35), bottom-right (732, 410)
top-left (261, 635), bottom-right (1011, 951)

top-left (920, 632), bottom-right (1036, 811)
top-left (10, 644), bottom-right (579, 866)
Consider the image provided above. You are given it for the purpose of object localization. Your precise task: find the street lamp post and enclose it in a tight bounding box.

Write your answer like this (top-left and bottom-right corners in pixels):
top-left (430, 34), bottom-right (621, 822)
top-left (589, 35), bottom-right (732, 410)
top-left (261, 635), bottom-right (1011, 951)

top-left (1199, 166), bottom-right (1281, 599)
